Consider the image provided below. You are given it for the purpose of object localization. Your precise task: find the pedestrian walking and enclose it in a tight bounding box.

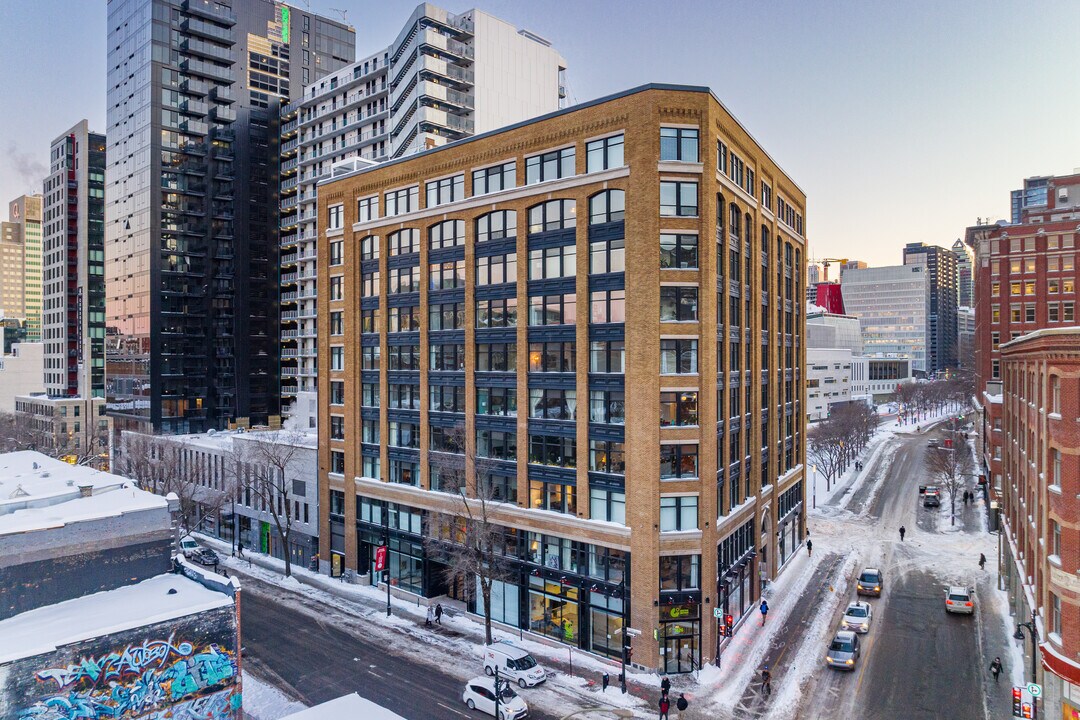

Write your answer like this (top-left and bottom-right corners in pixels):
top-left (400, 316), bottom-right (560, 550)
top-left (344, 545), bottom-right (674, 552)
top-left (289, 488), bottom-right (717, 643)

top-left (989, 657), bottom-right (1003, 683)
top-left (761, 666), bottom-right (772, 696)
top-left (899, 525), bottom-right (906, 542)
top-left (659, 694), bottom-right (670, 720)
top-left (806, 539), bottom-right (813, 557)
top-left (237, 540), bottom-right (245, 559)
top-left (979, 553), bottom-right (987, 570)
top-left (434, 602), bottom-right (443, 624)
top-left (425, 605), bottom-right (435, 627)
top-left (676, 693), bottom-right (689, 717)
top-left (760, 599), bottom-right (769, 626)
top-left (661, 677), bottom-right (671, 697)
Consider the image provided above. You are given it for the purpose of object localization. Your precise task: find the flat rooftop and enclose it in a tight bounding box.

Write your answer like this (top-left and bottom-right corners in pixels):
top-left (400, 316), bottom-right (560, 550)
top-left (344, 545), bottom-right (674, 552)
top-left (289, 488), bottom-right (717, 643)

top-left (281, 693), bottom-right (407, 720)
top-left (0, 572), bottom-right (233, 663)
top-left (0, 450), bottom-right (166, 537)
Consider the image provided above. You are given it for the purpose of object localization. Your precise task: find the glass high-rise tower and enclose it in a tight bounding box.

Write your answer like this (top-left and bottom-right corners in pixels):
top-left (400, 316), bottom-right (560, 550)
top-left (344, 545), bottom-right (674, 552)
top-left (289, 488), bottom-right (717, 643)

top-left (105, 0), bottom-right (354, 434)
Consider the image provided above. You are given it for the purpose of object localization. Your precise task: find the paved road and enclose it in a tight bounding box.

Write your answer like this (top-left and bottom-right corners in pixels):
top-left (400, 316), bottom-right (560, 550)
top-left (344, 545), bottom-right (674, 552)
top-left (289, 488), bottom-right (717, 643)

top-left (240, 582), bottom-right (560, 720)
top-left (800, 427), bottom-right (989, 720)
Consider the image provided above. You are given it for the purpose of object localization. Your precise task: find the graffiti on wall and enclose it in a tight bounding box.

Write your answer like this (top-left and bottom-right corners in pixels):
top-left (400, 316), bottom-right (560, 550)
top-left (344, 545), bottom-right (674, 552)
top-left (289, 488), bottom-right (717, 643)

top-left (5, 610), bottom-right (241, 720)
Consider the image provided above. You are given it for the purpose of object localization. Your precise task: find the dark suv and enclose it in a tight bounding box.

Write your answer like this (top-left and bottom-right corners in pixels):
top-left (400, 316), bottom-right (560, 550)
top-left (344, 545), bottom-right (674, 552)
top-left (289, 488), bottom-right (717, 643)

top-left (856, 568), bottom-right (883, 597)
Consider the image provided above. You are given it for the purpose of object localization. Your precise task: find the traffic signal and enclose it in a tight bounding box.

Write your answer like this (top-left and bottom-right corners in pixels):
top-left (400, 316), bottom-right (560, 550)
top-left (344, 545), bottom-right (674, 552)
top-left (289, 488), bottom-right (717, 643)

top-left (1022, 702), bottom-right (1033, 719)
top-left (1012, 687), bottom-right (1022, 717)
top-left (623, 646), bottom-right (633, 664)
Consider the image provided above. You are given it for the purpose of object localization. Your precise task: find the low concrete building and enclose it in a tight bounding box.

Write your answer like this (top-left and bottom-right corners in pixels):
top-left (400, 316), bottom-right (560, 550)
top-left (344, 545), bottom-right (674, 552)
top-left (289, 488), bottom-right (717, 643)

top-left (120, 429), bottom-right (320, 568)
top-left (850, 355), bottom-right (914, 404)
top-left (13, 394), bottom-right (110, 466)
top-left (0, 450), bottom-right (242, 720)
top-left (807, 348), bottom-right (853, 422)
top-left (0, 343), bottom-right (44, 413)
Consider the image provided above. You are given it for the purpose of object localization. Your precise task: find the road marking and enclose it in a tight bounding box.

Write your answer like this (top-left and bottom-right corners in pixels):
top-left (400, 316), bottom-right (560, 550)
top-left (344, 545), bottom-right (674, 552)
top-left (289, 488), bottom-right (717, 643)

top-left (367, 669), bottom-right (384, 679)
top-left (437, 701), bottom-right (470, 717)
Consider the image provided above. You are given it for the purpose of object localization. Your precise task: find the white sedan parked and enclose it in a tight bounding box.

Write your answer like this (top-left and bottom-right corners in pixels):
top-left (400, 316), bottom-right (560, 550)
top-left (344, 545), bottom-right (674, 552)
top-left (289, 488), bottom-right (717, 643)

top-left (462, 676), bottom-right (529, 720)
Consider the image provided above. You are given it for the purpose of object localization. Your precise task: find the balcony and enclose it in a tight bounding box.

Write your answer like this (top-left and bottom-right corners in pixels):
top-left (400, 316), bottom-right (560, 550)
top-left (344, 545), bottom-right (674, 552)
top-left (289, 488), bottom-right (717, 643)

top-left (281, 176), bottom-right (299, 191)
top-left (182, 0), bottom-right (236, 25)
top-left (282, 138), bottom-right (299, 155)
top-left (180, 16), bottom-right (232, 43)
top-left (211, 105), bottom-right (236, 122)
top-left (281, 272), bottom-right (299, 284)
top-left (180, 57), bottom-right (232, 83)
top-left (281, 310), bottom-right (298, 321)
top-left (281, 195), bottom-right (298, 211)
top-left (282, 348), bottom-right (299, 358)
top-left (282, 329), bottom-right (299, 339)
top-left (179, 98), bottom-right (209, 116)
top-left (280, 215), bottom-right (299, 231)
top-left (179, 118), bottom-right (209, 136)
top-left (281, 157), bottom-right (299, 173)
top-left (281, 367), bottom-right (299, 377)
top-left (210, 84), bottom-right (234, 104)
top-left (180, 37), bottom-right (235, 64)
top-left (281, 117), bottom-right (299, 135)
top-left (180, 77), bottom-right (209, 96)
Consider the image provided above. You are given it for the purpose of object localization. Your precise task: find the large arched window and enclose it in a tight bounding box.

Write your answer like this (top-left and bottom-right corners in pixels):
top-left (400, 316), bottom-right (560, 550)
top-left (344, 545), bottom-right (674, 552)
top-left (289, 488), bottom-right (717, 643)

top-left (476, 210), bottom-right (517, 243)
top-left (388, 228), bottom-right (420, 256)
top-left (429, 219), bottom-right (464, 250)
top-left (528, 199), bottom-right (576, 234)
top-left (588, 189), bottom-right (625, 225)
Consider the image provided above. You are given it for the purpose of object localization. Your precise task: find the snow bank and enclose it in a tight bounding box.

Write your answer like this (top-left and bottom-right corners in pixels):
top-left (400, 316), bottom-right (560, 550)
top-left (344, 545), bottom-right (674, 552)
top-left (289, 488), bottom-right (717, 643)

top-left (241, 671), bottom-right (306, 720)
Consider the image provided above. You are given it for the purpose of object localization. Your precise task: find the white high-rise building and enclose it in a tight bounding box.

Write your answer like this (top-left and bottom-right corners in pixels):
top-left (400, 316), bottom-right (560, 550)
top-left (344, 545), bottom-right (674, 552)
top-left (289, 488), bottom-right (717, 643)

top-left (841, 264), bottom-right (931, 373)
top-left (278, 3), bottom-right (568, 413)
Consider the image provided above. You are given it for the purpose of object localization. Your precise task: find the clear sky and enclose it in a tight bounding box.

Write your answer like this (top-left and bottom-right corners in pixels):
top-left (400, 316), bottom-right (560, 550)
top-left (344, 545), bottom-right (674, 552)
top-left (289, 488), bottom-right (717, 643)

top-left (1, 0), bottom-right (1077, 266)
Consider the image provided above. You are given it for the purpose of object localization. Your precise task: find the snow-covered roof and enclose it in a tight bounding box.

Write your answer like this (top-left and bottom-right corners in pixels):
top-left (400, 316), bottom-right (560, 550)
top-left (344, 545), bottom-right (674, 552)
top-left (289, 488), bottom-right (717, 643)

top-left (280, 693), bottom-right (407, 720)
top-left (0, 573), bottom-right (233, 663)
top-left (0, 451), bottom-right (166, 537)
top-left (139, 427), bottom-right (318, 453)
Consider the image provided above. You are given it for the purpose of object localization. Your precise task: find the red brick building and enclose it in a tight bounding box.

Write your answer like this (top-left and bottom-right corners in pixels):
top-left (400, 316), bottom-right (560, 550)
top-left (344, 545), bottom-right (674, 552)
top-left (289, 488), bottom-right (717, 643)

top-left (970, 174), bottom-right (1080, 500)
top-left (999, 328), bottom-right (1080, 717)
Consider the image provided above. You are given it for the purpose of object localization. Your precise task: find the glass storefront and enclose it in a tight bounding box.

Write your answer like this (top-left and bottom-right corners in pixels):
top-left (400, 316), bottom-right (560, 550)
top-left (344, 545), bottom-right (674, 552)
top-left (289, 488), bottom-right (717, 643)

top-left (529, 576), bottom-right (579, 644)
top-left (589, 593), bottom-right (624, 659)
top-left (477, 577), bottom-right (520, 628)
top-left (777, 481), bottom-right (804, 567)
top-left (718, 519), bottom-right (756, 628)
top-left (659, 603), bottom-right (700, 673)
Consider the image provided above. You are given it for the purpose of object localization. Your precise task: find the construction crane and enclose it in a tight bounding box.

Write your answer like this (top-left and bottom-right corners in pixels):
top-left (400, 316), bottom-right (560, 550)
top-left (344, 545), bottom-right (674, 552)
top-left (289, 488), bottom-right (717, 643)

top-left (808, 257), bottom-right (849, 283)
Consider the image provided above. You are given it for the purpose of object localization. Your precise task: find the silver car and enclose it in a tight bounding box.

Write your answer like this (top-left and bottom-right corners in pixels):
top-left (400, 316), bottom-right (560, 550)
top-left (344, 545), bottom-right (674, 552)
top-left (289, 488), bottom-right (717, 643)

top-left (826, 630), bottom-right (861, 669)
top-left (841, 601), bottom-right (873, 634)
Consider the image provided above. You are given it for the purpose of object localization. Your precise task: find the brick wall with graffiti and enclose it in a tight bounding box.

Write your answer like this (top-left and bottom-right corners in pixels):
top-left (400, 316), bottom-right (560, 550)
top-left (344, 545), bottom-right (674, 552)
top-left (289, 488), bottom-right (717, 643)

top-left (0, 604), bottom-right (241, 720)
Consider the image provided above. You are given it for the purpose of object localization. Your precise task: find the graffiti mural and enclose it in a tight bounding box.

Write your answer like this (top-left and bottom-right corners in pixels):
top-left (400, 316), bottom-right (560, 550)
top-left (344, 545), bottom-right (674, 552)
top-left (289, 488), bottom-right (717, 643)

top-left (2, 606), bottom-right (241, 720)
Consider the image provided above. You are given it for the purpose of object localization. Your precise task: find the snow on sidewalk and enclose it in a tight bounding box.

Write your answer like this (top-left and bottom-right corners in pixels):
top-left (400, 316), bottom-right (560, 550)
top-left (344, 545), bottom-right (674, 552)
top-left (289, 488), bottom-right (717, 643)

top-left (241, 671), bottom-right (307, 720)
top-left (698, 546), bottom-right (853, 714)
top-left (197, 534), bottom-right (651, 717)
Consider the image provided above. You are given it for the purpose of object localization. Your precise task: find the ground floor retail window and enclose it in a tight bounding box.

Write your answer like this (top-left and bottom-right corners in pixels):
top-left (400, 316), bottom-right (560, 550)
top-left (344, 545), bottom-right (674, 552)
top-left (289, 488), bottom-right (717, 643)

top-left (529, 576), bottom-right (579, 644)
top-left (589, 594), bottom-right (624, 659)
top-left (660, 605), bottom-right (700, 673)
top-left (477, 576), bottom-right (520, 628)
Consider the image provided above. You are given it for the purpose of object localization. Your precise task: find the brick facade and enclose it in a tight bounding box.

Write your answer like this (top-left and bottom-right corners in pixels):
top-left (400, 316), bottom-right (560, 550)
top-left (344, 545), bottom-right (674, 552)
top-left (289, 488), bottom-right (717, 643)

top-left (316, 84), bottom-right (807, 672)
top-left (999, 328), bottom-right (1080, 715)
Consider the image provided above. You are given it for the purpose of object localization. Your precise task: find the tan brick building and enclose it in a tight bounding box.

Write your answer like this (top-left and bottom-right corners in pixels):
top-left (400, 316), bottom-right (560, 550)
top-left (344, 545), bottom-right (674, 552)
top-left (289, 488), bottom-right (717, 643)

top-left (317, 84), bottom-right (807, 672)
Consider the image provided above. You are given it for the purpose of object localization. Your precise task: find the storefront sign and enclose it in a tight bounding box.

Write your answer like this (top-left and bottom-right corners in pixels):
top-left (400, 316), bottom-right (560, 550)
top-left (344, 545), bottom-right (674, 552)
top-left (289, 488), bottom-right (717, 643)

top-left (662, 604), bottom-right (699, 621)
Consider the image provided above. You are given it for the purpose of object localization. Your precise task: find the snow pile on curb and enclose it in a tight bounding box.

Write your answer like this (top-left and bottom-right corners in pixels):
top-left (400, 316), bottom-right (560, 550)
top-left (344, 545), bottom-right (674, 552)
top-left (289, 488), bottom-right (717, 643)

top-left (241, 671), bottom-right (306, 720)
top-left (764, 554), bottom-right (858, 719)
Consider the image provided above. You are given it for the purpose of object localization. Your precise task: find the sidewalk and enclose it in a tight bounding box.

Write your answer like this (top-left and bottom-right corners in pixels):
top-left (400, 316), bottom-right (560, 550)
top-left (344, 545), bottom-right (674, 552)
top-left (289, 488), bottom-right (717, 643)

top-left (195, 533), bottom-right (651, 716)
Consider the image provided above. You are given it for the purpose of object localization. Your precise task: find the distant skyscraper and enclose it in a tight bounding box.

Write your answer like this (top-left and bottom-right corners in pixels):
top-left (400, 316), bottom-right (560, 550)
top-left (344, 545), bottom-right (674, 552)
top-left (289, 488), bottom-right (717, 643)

top-left (951, 238), bottom-right (974, 307)
top-left (1010, 175), bottom-right (1051, 224)
top-left (841, 264), bottom-right (930, 373)
top-left (0, 196), bottom-right (43, 341)
top-left (105, 0), bottom-right (355, 434)
top-left (277, 3), bottom-right (568, 413)
top-left (902, 243), bottom-right (958, 373)
top-left (42, 121), bottom-right (107, 399)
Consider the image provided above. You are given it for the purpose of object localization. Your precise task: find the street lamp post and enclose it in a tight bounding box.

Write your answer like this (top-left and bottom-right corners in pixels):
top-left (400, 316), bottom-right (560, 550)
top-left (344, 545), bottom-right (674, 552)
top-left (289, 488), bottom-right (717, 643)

top-left (812, 464), bottom-right (817, 509)
top-left (618, 577), bottom-right (628, 694)
top-left (383, 503), bottom-right (392, 617)
top-left (1014, 610), bottom-right (1039, 684)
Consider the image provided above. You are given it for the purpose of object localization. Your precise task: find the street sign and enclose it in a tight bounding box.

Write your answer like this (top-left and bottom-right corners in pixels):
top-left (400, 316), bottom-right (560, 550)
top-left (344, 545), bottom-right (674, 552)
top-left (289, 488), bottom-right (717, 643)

top-left (1028, 683), bottom-right (1042, 698)
top-left (625, 627), bottom-right (641, 637)
top-left (713, 608), bottom-right (723, 618)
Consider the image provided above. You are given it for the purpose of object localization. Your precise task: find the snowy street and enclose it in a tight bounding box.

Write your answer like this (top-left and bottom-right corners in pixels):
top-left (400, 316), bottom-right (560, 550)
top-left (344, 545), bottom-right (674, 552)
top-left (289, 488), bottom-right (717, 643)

top-left (227, 411), bottom-right (1022, 720)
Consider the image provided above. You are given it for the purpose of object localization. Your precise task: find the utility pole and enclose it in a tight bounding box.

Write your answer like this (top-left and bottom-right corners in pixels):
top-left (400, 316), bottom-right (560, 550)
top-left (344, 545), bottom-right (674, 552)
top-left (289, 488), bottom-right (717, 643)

top-left (620, 576), bottom-right (628, 694)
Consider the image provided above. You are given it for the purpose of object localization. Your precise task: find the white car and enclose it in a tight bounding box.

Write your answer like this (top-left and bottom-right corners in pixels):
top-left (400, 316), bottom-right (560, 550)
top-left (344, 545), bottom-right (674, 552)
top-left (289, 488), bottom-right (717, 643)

top-left (179, 535), bottom-right (200, 559)
top-left (841, 600), bottom-right (873, 633)
top-left (462, 676), bottom-right (529, 720)
top-left (484, 642), bottom-right (547, 688)
top-left (945, 586), bottom-right (975, 614)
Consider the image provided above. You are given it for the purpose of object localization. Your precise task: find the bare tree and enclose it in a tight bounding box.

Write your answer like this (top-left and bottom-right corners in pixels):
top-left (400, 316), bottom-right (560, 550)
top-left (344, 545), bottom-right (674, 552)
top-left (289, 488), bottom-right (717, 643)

top-left (233, 429), bottom-right (308, 578)
top-left (424, 424), bottom-right (514, 645)
top-left (118, 432), bottom-right (235, 536)
top-left (807, 419), bottom-right (846, 489)
top-left (925, 439), bottom-right (975, 526)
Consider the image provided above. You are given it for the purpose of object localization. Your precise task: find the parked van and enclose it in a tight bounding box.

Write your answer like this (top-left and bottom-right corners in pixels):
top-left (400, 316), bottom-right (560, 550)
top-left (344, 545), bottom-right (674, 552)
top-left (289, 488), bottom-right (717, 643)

top-left (483, 642), bottom-right (547, 688)
top-left (179, 536), bottom-right (200, 559)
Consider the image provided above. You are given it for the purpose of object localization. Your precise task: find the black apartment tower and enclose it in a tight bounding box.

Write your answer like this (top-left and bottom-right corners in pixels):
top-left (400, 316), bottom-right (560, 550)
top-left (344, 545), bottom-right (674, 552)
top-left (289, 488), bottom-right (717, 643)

top-left (105, 0), bottom-right (354, 433)
top-left (903, 242), bottom-right (959, 374)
